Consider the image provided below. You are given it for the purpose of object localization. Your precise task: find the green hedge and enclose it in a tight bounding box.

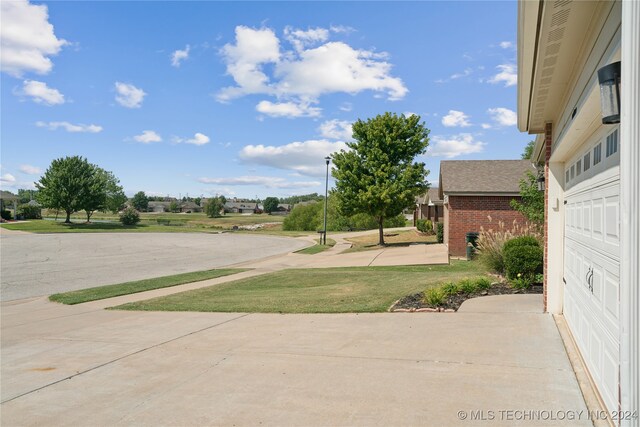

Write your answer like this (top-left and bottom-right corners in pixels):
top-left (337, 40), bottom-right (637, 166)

top-left (436, 222), bottom-right (444, 243)
top-left (504, 244), bottom-right (543, 282)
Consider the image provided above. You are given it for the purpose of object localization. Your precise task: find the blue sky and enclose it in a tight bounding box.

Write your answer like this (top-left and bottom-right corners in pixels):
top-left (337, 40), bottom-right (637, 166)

top-left (1, 0), bottom-right (530, 199)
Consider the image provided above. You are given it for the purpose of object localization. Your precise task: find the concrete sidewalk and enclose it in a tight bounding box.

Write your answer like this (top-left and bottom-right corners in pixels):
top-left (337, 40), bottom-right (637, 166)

top-left (1, 294), bottom-right (590, 426)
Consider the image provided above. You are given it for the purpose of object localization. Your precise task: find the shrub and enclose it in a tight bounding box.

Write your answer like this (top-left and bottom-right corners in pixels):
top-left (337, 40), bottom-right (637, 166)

top-left (1, 210), bottom-right (12, 221)
top-left (417, 219), bottom-right (434, 234)
top-left (458, 278), bottom-right (478, 295)
top-left (503, 235), bottom-right (540, 253)
top-left (119, 207), bottom-right (140, 225)
top-left (18, 204), bottom-right (42, 219)
top-left (476, 218), bottom-right (541, 274)
top-left (436, 222), bottom-right (444, 243)
top-left (441, 282), bottom-right (459, 297)
top-left (504, 244), bottom-right (543, 286)
top-left (423, 288), bottom-right (445, 306)
top-left (474, 277), bottom-right (492, 291)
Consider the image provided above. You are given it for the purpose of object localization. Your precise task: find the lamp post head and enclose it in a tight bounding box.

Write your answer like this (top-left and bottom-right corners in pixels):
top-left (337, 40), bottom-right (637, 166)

top-left (325, 156), bottom-right (331, 165)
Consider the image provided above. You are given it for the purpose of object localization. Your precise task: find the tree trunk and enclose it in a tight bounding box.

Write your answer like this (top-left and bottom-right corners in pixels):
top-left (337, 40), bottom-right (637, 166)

top-left (86, 210), bottom-right (92, 223)
top-left (65, 210), bottom-right (71, 223)
top-left (378, 216), bottom-right (385, 246)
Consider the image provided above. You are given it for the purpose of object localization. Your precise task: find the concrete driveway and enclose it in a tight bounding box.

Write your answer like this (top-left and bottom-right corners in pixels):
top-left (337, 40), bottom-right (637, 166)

top-left (0, 295), bottom-right (590, 426)
top-left (0, 232), bottom-right (308, 301)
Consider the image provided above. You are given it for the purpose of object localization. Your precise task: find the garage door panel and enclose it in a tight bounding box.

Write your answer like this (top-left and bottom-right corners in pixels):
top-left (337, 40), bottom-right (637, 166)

top-left (605, 194), bottom-right (619, 245)
top-left (564, 174), bottom-right (619, 416)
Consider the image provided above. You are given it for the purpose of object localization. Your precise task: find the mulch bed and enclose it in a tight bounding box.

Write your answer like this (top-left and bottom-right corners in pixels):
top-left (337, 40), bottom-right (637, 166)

top-left (391, 281), bottom-right (543, 312)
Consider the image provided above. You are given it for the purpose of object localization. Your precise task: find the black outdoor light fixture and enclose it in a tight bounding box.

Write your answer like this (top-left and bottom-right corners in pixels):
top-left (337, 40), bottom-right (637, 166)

top-left (597, 61), bottom-right (621, 124)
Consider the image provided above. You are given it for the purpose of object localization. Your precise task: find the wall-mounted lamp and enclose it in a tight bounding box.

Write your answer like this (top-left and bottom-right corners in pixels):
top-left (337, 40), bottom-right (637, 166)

top-left (536, 169), bottom-right (545, 192)
top-left (597, 61), bottom-right (621, 124)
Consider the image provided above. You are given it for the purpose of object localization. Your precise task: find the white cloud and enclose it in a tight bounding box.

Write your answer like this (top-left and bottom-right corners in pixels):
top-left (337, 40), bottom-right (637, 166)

top-left (21, 80), bottom-right (64, 105)
top-left (499, 41), bottom-right (514, 49)
top-left (487, 107), bottom-right (517, 126)
top-left (171, 45), bottom-right (190, 67)
top-left (427, 134), bottom-right (486, 158)
top-left (256, 100), bottom-right (321, 118)
top-left (198, 175), bottom-right (320, 189)
top-left (489, 63), bottom-right (517, 87)
top-left (284, 26), bottom-right (329, 52)
top-left (133, 130), bottom-right (162, 144)
top-left (174, 132), bottom-right (210, 146)
top-left (239, 139), bottom-right (348, 177)
top-left (339, 102), bottom-right (353, 112)
top-left (36, 121), bottom-right (102, 133)
top-left (114, 82), bottom-right (146, 108)
top-left (481, 123), bottom-right (492, 129)
top-left (19, 165), bottom-right (41, 175)
top-left (0, 0), bottom-right (67, 77)
top-left (1, 173), bottom-right (16, 184)
top-left (441, 110), bottom-right (471, 127)
top-left (435, 68), bottom-right (472, 83)
top-left (217, 25), bottom-right (407, 111)
top-left (318, 119), bottom-right (353, 141)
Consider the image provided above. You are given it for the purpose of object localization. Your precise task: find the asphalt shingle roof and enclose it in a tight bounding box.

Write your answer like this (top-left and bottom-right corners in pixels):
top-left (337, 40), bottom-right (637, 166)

top-left (439, 160), bottom-right (535, 195)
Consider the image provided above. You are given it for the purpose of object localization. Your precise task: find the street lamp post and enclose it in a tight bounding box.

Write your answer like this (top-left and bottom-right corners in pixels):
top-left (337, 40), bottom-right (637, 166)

top-left (323, 156), bottom-right (330, 245)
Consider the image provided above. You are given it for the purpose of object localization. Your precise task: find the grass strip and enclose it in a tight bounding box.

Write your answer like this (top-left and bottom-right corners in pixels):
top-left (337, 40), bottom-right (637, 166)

top-left (295, 238), bottom-right (337, 255)
top-left (111, 260), bottom-right (486, 313)
top-left (49, 268), bottom-right (249, 304)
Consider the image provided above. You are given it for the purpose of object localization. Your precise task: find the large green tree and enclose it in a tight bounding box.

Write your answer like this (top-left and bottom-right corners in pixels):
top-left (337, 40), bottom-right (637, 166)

top-left (131, 191), bottom-right (149, 211)
top-left (332, 113), bottom-right (430, 245)
top-left (81, 167), bottom-right (126, 222)
top-left (263, 197), bottom-right (279, 214)
top-left (36, 156), bottom-right (97, 223)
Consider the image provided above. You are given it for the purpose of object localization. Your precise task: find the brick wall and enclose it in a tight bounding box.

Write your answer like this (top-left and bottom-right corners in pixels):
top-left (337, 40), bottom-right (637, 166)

top-left (446, 195), bottom-right (527, 256)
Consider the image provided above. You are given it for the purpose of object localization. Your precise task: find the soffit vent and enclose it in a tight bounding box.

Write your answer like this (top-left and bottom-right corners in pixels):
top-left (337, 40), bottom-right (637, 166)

top-left (530, 0), bottom-right (574, 130)
top-left (554, 0), bottom-right (572, 9)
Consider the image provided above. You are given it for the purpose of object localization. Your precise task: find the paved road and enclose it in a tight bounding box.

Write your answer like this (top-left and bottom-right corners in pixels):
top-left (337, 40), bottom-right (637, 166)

top-left (0, 232), bottom-right (308, 301)
top-left (0, 295), bottom-right (590, 426)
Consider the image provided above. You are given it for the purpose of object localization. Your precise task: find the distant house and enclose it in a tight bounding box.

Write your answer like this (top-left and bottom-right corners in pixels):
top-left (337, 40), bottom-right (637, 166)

top-left (415, 187), bottom-right (443, 226)
top-left (0, 191), bottom-right (18, 220)
top-left (224, 201), bottom-right (258, 214)
top-left (179, 201), bottom-right (201, 213)
top-left (439, 160), bottom-right (535, 256)
top-left (148, 201), bottom-right (171, 213)
top-left (269, 203), bottom-right (292, 216)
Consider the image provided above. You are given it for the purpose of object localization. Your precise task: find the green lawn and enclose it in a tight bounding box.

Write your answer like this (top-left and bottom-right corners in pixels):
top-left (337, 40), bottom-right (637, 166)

top-left (49, 268), bottom-right (248, 304)
top-left (1, 213), bottom-right (287, 233)
top-left (295, 238), bottom-right (336, 254)
top-left (111, 260), bottom-right (487, 313)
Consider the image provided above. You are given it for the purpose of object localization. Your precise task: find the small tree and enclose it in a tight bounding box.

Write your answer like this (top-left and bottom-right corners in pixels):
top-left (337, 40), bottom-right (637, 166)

top-left (169, 201), bottom-right (179, 213)
top-left (510, 171), bottom-right (544, 226)
top-left (332, 113), bottom-right (429, 245)
top-left (119, 207), bottom-right (140, 225)
top-left (522, 140), bottom-right (535, 160)
top-left (132, 191), bottom-right (149, 212)
top-left (205, 197), bottom-right (224, 218)
top-left (263, 197), bottom-right (279, 214)
top-left (36, 156), bottom-right (96, 223)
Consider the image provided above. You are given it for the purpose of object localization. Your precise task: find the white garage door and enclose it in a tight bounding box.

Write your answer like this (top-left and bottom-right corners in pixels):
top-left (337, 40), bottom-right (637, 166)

top-left (563, 128), bottom-right (620, 414)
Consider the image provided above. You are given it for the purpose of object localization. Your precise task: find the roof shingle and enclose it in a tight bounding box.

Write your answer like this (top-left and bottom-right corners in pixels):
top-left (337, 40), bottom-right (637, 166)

top-left (439, 160), bottom-right (535, 195)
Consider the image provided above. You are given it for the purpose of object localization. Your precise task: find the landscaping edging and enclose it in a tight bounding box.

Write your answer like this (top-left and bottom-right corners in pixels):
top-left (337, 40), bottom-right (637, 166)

top-left (389, 280), bottom-right (543, 313)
